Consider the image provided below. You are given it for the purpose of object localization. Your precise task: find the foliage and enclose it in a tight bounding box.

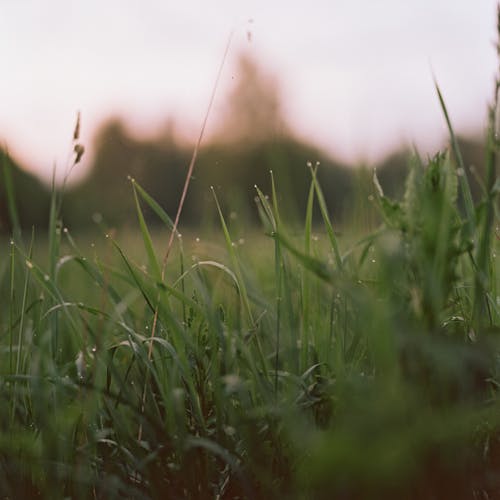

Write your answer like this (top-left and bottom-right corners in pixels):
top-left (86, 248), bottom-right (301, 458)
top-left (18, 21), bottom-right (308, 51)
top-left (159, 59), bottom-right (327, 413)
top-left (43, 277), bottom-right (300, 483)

top-left (1, 113), bottom-right (500, 497)
top-left (1, 19), bottom-right (500, 500)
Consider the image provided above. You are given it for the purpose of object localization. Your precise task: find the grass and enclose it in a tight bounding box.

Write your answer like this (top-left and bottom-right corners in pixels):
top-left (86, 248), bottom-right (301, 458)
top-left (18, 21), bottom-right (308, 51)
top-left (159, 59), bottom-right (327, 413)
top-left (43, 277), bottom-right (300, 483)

top-left (1, 17), bottom-right (500, 500)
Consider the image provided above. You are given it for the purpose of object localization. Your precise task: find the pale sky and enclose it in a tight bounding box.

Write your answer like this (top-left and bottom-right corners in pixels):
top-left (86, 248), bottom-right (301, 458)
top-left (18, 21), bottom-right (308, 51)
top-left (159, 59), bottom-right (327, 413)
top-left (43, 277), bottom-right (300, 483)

top-left (0, 1), bottom-right (497, 183)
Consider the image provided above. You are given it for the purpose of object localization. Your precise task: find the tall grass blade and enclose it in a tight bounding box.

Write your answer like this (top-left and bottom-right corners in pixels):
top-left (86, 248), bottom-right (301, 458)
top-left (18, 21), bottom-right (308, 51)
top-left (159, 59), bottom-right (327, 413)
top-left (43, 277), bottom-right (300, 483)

top-left (435, 80), bottom-right (475, 234)
top-left (309, 166), bottom-right (343, 270)
top-left (132, 181), bottom-right (162, 282)
top-left (301, 181), bottom-right (315, 372)
top-left (2, 151), bottom-right (21, 241)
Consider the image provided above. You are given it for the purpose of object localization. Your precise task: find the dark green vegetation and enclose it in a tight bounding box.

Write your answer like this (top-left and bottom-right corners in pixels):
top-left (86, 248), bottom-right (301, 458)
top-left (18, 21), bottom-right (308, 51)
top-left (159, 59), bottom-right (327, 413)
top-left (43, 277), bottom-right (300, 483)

top-left (1, 22), bottom-right (500, 500)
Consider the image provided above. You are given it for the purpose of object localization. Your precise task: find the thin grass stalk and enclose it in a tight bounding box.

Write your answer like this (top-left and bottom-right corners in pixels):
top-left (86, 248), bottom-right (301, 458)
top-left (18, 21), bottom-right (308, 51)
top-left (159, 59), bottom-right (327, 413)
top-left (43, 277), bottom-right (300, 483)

top-left (11, 230), bottom-right (35, 422)
top-left (2, 151), bottom-right (22, 242)
top-left (309, 165), bottom-right (343, 270)
top-left (272, 195), bottom-right (283, 399)
top-left (8, 243), bottom-right (16, 386)
top-left (473, 11), bottom-right (500, 326)
top-left (301, 178), bottom-right (315, 373)
top-left (137, 34), bottom-right (233, 440)
top-left (434, 82), bottom-right (476, 236)
top-left (269, 171), bottom-right (284, 392)
top-left (47, 169), bottom-right (61, 363)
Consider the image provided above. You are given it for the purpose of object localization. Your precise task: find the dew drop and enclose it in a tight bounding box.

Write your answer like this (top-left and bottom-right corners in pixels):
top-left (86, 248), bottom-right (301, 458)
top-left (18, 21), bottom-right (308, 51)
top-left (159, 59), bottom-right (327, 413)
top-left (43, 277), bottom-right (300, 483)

top-left (92, 213), bottom-right (103, 224)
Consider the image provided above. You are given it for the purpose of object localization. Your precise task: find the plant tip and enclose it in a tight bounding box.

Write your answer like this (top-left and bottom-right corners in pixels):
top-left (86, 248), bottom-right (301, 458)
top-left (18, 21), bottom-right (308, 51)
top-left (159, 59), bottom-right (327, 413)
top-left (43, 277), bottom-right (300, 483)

top-left (73, 143), bottom-right (85, 164)
top-left (73, 111), bottom-right (81, 141)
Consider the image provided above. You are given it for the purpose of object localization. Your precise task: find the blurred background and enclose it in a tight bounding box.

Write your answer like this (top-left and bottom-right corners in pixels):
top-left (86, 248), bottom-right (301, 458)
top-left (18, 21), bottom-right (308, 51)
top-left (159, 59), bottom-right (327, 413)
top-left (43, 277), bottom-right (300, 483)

top-left (0, 0), bottom-right (497, 232)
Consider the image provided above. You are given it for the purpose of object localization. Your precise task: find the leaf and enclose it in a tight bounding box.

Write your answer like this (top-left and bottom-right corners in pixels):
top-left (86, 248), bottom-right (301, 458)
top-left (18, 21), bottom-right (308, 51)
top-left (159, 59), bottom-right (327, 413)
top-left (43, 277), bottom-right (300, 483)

top-left (132, 181), bottom-right (162, 282)
top-left (272, 231), bottom-right (334, 283)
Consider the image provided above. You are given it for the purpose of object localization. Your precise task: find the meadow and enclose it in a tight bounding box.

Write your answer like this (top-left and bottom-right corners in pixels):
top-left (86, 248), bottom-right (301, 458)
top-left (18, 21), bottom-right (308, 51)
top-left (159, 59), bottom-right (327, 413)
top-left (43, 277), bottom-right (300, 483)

top-left (2, 24), bottom-right (500, 500)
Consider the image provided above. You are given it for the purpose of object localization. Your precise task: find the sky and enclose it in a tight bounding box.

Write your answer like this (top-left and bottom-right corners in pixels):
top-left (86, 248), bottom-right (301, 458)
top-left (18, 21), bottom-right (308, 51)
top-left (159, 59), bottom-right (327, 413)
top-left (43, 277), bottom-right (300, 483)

top-left (0, 0), bottom-right (498, 183)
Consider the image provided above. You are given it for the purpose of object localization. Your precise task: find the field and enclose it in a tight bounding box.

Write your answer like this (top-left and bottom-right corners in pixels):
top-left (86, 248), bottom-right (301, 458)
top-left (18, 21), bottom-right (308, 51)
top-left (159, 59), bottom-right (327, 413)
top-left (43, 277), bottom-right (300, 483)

top-left (2, 26), bottom-right (500, 500)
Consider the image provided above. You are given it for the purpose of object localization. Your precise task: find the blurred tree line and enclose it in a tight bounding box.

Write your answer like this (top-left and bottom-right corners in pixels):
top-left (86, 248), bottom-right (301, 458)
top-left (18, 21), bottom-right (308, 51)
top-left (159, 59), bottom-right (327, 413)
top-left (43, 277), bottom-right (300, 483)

top-left (0, 54), bottom-right (488, 235)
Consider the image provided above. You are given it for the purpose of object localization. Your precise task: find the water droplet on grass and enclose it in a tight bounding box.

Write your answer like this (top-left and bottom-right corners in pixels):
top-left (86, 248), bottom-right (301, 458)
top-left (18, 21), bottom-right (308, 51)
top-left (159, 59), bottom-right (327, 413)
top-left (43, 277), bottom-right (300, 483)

top-left (224, 425), bottom-right (236, 436)
top-left (92, 213), bottom-right (102, 224)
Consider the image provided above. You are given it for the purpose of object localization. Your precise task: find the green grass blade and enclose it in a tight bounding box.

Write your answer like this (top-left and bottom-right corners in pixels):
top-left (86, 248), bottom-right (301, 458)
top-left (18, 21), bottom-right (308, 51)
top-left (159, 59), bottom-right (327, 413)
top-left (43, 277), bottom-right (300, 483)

top-left (301, 180), bottom-right (315, 372)
top-left (272, 231), bottom-right (334, 283)
top-left (47, 168), bottom-right (60, 279)
top-left (131, 178), bottom-right (175, 230)
top-left (2, 151), bottom-right (21, 241)
top-left (435, 80), bottom-right (475, 233)
top-left (309, 166), bottom-right (343, 270)
top-left (132, 181), bottom-right (162, 282)
top-left (211, 187), bottom-right (254, 326)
